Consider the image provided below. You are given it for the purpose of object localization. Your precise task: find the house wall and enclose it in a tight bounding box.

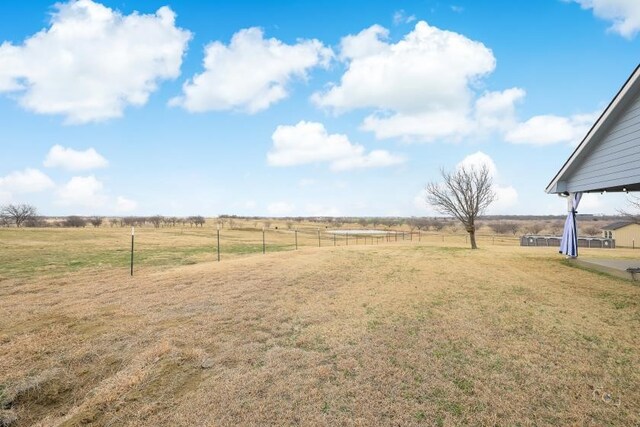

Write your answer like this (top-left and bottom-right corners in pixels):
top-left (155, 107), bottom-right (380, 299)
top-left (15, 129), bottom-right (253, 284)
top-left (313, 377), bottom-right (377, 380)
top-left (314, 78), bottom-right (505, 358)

top-left (564, 85), bottom-right (640, 192)
top-left (612, 223), bottom-right (640, 247)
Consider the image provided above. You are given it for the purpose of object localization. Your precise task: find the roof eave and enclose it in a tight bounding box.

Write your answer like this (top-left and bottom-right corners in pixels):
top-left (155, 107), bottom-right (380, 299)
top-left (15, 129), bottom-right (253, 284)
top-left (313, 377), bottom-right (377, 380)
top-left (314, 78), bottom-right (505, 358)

top-left (545, 64), bottom-right (640, 194)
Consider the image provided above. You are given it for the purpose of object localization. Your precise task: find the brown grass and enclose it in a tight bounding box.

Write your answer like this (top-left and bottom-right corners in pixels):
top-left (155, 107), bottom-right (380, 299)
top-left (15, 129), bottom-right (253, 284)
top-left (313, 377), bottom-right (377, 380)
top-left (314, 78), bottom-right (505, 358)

top-left (1, 236), bottom-right (639, 426)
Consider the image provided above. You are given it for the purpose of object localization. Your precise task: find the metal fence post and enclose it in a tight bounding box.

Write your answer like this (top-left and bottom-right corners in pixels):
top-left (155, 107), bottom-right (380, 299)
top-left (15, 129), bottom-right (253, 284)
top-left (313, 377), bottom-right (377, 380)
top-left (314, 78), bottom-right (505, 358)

top-left (262, 227), bottom-right (265, 254)
top-left (217, 224), bottom-right (220, 262)
top-left (318, 229), bottom-right (321, 247)
top-left (130, 226), bottom-right (135, 276)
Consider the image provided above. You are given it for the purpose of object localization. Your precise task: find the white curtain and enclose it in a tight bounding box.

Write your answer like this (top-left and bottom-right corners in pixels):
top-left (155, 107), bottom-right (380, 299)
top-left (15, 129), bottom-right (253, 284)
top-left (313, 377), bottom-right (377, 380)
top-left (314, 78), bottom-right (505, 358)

top-left (560, 192), bottom-right (582, 257)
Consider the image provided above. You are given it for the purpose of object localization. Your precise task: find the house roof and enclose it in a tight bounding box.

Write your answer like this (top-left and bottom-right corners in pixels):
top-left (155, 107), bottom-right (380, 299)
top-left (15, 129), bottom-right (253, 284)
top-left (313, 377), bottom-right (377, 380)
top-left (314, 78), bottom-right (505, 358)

top-left (546, 64), bottom-right (640, 194)
top-left (602, 221), bottom-right (636, 230)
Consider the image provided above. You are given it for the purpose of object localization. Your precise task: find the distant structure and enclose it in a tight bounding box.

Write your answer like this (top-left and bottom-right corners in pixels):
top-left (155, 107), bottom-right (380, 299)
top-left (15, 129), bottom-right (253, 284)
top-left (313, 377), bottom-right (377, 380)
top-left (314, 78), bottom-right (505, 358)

top-left (602, 221), bottom-right (640, 248)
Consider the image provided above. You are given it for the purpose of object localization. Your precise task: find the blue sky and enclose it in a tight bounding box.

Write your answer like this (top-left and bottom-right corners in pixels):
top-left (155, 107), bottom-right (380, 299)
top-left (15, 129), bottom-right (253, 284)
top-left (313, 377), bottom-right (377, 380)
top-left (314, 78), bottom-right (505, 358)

top-left (0, 0), bottom-right (638, 217)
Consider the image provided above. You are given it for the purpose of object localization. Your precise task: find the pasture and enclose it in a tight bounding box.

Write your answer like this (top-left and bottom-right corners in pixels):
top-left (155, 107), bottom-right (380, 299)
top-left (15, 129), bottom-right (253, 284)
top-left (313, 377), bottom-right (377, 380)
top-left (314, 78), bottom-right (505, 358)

top-left (0, 224), bottom-right (639, 426)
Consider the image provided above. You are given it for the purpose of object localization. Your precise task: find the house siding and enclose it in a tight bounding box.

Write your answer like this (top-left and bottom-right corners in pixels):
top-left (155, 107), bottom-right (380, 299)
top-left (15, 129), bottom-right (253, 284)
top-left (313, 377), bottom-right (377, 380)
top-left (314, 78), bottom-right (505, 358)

top-left (564, 87), bottom-right (640, 193)
top-left (610, 223), bottom-right (640, 247)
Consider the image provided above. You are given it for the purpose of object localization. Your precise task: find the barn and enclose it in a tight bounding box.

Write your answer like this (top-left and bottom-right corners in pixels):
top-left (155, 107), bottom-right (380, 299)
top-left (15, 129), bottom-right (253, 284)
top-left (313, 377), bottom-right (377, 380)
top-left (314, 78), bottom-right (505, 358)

top-left (546, 64), bottom-right (640, 257)
top-left (602, 221), bottom-right (640, 248)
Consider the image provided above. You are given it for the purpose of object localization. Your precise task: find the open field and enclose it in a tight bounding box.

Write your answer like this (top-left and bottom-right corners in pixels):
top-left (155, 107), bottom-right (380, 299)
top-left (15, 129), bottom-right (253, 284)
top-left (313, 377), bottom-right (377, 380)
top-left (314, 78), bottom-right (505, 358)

top-left (1, 228), bottom-right (639, 426)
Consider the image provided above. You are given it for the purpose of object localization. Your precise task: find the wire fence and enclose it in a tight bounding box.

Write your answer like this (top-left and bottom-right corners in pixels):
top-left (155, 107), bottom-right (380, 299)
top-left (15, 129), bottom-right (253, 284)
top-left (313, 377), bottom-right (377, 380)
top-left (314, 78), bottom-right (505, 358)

top-left (122, 227), bottom-right (527, 275)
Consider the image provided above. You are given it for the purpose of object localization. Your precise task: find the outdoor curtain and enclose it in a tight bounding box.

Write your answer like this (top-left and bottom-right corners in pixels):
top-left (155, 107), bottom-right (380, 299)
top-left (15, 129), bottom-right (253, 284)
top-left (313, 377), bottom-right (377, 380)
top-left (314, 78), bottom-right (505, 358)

top-left (559, 192), bottom-right (582, 257)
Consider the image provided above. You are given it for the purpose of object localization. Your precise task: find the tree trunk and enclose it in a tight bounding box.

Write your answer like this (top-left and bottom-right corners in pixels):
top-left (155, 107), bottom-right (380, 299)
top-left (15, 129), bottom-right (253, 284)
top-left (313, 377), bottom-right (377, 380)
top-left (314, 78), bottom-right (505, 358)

top-left (469, 230), bottom-right (477, 249)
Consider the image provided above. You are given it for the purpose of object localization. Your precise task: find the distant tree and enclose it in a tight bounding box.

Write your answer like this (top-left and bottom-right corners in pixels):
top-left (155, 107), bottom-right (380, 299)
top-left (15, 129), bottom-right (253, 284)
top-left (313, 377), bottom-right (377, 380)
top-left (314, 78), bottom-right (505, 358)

top-left (286, 221), bottom-right (294, 230)
top-left (507, 222), bottom-right (520, 235)
top-left (548, 221), bottom-right (563, 236)
top-left (583, 225), bottom-right (601, 236)
top-left (150, 215), bottom-right (163, 228)
top-left (1, 204), bottom-right (38, 228)
top-left (526, 222), bottom-right (544, 235)
top-left (228, 218), bottom-right (236, 229)
top-left (193, 216), bottom-right (206, 227)
top-left (64, 216), bottom-right (87, 227)
top-left (425, 165), bottom-right (496, 249)
top-left (24, 216), bottom-right (47, 227)
top-left (489, 222), bottom-right (513, 235)
top-left (89, 217), bottom-right (103, 227)
top-left (431, 220), bottom-right (445, 231)
top-left (357, 218), bottom-right (368, 228)
top-left (109, 218), bottom-right (119, 227)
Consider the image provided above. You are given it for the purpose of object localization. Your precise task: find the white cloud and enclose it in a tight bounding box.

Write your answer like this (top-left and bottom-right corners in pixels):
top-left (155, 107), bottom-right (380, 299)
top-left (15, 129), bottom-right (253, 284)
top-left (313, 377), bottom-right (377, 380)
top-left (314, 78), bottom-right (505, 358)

top-left (505, 113), bottom-right (597, 145)
top-left (56, 175), bottom-right (108, 207)
top-left (570, 0), bottom-right (640, 38)
top-left (267, 121), bottom-right (405, 171)
top-left (457, 151), bottom-right (498, 177)
top-left (393, 10), bottom-right (417, 25)
top-left (0, 0), bottom-right (191, 123)
top-left (0, 168), bottom-right (54, 194)
top-left (171, 27), bottom-right (332, 113)
top-left (44, 145), bottom-right (108, 171)
top-left (314, 22), bottom-right (495, 115)
top-left (298, 178), bottom-right (317, 187)
top-left (490, 185), bottom-right (519, 213)
top-left (311, 21), bottom-right (533, 142)
top-left (115, 196), bottom-right (137, 213)
top-left (267, 201), bottom-right (295, 216)
top-left (312, 21), bottom-right (591, 145)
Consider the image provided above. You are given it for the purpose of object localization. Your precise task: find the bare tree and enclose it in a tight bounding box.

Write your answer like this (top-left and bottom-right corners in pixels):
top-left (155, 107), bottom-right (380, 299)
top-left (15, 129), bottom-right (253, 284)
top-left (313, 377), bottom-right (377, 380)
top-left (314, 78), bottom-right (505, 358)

top-left (1, 204), bottom-right (38, 228)
top-left (489, 222), bottom-right (513, 235)
top-left (64, 216), bottom-right (87, 227)
top-left (619, 194), bottom-right (640, 223)
top-left (90, 217), bottom-right (103, 227)
top-left (526, 222), bottom-right (544, 235)
top-left (425, 165), bottom-right (496, 249)
top-left (149, 215), bottom-right (163, 228)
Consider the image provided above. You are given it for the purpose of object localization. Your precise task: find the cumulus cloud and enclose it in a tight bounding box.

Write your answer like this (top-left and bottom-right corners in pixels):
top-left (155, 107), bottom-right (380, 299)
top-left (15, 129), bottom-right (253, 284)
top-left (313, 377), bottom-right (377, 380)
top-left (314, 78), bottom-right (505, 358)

top-left (314, 22), bottom-right (495, 115)
top-left (44, 145), bottom-right (108, 171)
top-left (171, 27), bottom-right (332, 113)
top-left (267, 201), bottom-right (295, 216)
top-left (56, 175), bottom-right (108, 207)
top-left (504, 113), bottom-right (598, 145)
top-left (267, 121), bottom-right (405, 171)
top-left (457, 151), bottom-right (498, 177)
top-left (569, 0), bottom-right (640, 38)
top-left (0, 169), bottom-right (55, 196)
top-left (311, 21), bottom-right (532, 142)
top-left (312, 21), bottom-right (592, 145)
top-left (0, 0), bottom-right (191, 123)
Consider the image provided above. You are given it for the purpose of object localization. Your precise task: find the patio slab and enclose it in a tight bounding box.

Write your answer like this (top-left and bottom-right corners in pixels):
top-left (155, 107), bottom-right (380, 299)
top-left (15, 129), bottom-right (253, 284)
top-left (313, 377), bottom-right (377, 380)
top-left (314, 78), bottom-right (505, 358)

top-left (571, 258), bottom-right (640, 281)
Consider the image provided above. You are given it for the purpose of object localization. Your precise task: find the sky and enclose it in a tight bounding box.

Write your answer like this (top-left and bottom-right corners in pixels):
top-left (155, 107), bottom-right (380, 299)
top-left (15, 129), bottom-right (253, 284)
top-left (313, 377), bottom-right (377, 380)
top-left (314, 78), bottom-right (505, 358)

top-left (0, 0), bottom-right (638, 217)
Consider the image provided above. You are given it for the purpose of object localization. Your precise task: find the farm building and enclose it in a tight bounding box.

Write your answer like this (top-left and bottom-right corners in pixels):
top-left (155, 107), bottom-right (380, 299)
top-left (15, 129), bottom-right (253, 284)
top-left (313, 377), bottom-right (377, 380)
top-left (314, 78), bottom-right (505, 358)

top-left (546, 64), bottom-right (640, 257)
top-left (602, 221), bottom-right (640, 247)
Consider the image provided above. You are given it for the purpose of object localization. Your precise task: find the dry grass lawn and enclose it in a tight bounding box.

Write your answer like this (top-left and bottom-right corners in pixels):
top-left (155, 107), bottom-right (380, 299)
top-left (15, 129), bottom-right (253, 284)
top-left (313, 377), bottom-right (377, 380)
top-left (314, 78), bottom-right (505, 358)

top-left (1, 237), bottom-right (639, 426)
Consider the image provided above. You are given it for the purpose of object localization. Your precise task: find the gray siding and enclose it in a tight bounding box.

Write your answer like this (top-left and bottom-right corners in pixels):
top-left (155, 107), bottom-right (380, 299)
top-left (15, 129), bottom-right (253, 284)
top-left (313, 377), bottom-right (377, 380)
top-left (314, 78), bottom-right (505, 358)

top-left (564, 87), bottom-right (640, 192)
